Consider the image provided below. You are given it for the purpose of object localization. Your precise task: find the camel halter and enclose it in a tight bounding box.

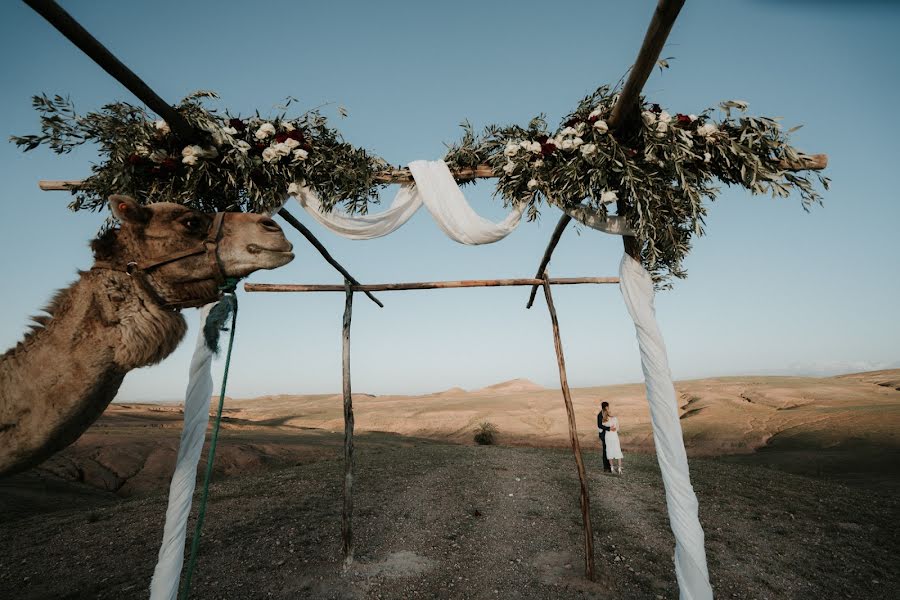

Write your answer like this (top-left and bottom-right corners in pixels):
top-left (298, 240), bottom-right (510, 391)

top-left (92, 212), bottom-right (232, 309)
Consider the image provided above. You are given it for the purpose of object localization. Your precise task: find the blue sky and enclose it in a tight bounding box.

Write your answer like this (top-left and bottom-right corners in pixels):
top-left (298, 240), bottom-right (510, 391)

top-left (1, 0), bottom-right (897, 400)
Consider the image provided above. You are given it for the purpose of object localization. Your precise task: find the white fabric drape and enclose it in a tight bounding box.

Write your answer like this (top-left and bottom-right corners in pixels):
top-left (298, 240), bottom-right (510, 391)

top-left (619, 253), bottom-right (713, 600)
top-left (293, 159), bottom-right (525, 245)
top-left (150, 305), bottom-right (215, 600)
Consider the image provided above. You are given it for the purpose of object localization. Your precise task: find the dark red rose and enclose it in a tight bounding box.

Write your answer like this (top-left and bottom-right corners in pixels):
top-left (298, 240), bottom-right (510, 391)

top-left (274, 132), bottom-right (289, 143)
top-left (540, 142), bottom-right (557, 156)
top-left (301, 142), bottom-right (313, 152)
top-left (127, 154), bottom-right (144, 166)
top-left (564, 117), bottom-right (581, 128)
top-left (161, 158), bottom-right (179, 171)
top-left (535, 134), bottom-right (549, 144)
top-left (287, 130), bottom-right (305, 143)
top-left (676, 113), bottom-right (692, 125)
top-left (588, 114), bottom-right (599, 123)
top-left (650, 104), bottom-right (662, 114)
top-left (228, 118), bottom-right (246, 132)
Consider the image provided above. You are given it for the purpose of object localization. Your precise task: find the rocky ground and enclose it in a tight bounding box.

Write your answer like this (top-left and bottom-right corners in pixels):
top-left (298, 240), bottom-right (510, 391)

top-left (2, 440), bottom-right (898, 599)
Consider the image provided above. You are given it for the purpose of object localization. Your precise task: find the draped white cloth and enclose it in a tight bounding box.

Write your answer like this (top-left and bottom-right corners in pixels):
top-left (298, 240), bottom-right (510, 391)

top-left (294, 159), bottom-right (630, 243)
top-left (619, 254), bottom-right (713, 600)
top-left (150, 305), bottom-right (215, 600)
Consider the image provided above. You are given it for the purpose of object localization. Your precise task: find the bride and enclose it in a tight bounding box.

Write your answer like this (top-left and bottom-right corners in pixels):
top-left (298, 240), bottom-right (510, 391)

top-left (601, 405), bottom-right (624, 474)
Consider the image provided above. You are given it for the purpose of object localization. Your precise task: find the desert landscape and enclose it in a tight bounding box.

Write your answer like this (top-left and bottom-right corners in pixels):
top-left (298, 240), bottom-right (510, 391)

top-left (1, 370), bottom-right (898, 599)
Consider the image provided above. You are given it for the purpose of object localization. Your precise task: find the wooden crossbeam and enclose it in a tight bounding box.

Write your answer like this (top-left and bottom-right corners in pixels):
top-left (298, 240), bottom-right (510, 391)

top-left (245, 277), bottom-right (617, 293)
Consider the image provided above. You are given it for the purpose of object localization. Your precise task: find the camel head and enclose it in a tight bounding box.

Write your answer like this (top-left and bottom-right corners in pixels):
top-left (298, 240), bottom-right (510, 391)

top-left (92, 195), bottom-right (294, 308)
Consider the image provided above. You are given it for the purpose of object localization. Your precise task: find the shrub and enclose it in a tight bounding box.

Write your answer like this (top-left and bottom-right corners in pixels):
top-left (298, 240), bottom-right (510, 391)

top-left (474, 421), bottom-right (498, 445)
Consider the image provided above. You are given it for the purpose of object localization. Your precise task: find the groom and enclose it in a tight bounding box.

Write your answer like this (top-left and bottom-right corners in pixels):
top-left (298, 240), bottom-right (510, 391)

top-left (597, 401), bottom-right (612, 472)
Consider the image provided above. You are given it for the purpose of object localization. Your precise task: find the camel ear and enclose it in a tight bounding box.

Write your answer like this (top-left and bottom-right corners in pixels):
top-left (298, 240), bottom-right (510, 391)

top-left (109, 195), bottom-right (150, 226)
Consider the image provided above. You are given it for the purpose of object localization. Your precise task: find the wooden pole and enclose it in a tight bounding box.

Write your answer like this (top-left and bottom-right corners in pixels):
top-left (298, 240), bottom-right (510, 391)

top-left (275, 208), bottom-right (384, 308)
top-left (341, 280), bottom-right (355, 570)
top-left (245, 277), bottom-right (619, 294)
top-left (525, 0), bottom-right (687, 306)
top-left (37, 148), bottom-right (824, 193)
top-left (23, 0), bottom-right (198, 144)
top-left (540, 276), bottom-right (597, 582)
top-left (525, 214), bottom-right (573, 309)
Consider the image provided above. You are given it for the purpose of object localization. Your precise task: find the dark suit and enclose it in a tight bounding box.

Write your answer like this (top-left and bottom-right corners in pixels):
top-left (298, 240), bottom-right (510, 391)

top-left (598, 412), bottom-right (611, 472)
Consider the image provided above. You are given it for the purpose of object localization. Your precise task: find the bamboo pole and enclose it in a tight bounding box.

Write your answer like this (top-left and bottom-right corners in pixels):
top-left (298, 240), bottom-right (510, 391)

top-left (540, 276), bottom-right (597, 582)
top-left (245, 277), bottom-right (618, 294)
top-left (525, 215), bottom-right (574, 309)
top-left (341, 281), bottom-right (355, 570)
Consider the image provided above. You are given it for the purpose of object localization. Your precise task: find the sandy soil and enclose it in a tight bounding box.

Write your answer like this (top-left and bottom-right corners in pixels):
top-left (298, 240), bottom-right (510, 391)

top-left (1, 443), bottom-right (897, 599)
top-left (1, 371), bottom-right (898, 598)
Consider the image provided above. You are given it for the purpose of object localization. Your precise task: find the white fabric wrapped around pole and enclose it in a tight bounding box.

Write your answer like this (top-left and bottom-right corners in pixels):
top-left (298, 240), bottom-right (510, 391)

top-left (291, 160), bottom-right (525, 245)
top-left (150, 305), bottom-right (215, 600)
top-left (619, 253), bottom-right (713, 600)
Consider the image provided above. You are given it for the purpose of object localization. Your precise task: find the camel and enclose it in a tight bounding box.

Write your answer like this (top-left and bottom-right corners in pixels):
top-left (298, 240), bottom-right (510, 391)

top-left (0, 195), bottom-right (294, 476)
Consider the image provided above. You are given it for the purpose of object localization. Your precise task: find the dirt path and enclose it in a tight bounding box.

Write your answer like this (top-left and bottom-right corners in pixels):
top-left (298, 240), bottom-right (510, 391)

top-left (1, 444), bottom-right (897, 599)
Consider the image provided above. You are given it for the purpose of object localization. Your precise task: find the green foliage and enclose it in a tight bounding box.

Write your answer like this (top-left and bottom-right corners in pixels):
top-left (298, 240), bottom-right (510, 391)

top-left (11, 92), bottom-right (388, 215)
top-left (12, 86), bottom-right (828, 286)
top-left (474, 421), bottom-right (498, 445)
top-left (444, 86), bottom-right (829, 285)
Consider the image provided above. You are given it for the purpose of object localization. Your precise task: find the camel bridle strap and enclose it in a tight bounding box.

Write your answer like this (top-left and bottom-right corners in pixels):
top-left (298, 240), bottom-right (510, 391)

top-left (92, 212), bottom-right (229, 309)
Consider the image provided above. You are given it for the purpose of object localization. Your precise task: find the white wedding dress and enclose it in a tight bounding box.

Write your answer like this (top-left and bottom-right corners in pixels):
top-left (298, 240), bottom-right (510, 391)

top-left (603, 417), bottom-right (623, 459)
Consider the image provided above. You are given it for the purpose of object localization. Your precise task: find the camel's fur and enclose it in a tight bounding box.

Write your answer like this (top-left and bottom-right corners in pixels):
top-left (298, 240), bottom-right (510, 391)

top-left (0, 197), bottom-right (293, 476)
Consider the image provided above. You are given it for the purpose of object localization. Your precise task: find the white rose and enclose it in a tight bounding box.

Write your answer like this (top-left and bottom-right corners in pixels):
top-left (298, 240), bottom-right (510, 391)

top-left (222, 126), bottom-right (238, 136)
top-left (593, 120), bottom-right (609, 134)
top-left (560, 126), bottom-right (578, 136)
top-left (519, 140), bottom-right (531, 151)
top-left (529, 141), bottom-right (542, 154)
top-left (560, 139), bottom-right (574, 151)
top-left (282, 121), bottom-right (295, 132)
top-left (292, 148), bottom-right (309, 162)
top-left (588, 108), bottom-right (603, 119)
top-left (288, 182), bottom-right (303, 196)
top-left (255, 122), bottom-right (276, 139)
top-left (271, 142), bottom-right (293, 157)
top-left (503, 161), bottom-right (516, 175)
top-left (154, 120), bottom-right (170, 134)
top-left (704, 152), bottom-right (712, 163)
top-left (235, 140), bottom-right (251, 154)
top-left (533, 159), bottom-right (544, 167)
top-left (600, 190), bottom-right (618, 204)
top-left (580, 143), bottom-right (597, 156)
top-left (262, 147), bottom-right (280, 162)
top-left (696, 123), bottom-right (718, 138)
top-left (658, 111), bottom-right (672, 124)
top-left (282, 138), bottom-right (301, 150)
top-left (504, 142), bottom-right (519, 157)
top-left (641, 111), bottom-right (656, 126)
top-left (181, 145), bottom-right (202, 163)
top-left (571, 137), bottom-right (584, 147)
top-left (688, 114), bottom-right (698, 122)
top-left (656, 121), bottom-right (668, 135)
top-left (527, 178), bottom-right (539, 190)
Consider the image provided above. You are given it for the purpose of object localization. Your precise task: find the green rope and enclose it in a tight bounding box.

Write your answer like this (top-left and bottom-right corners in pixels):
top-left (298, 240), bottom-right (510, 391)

top-left (179, 281), bottom-right (240, 600)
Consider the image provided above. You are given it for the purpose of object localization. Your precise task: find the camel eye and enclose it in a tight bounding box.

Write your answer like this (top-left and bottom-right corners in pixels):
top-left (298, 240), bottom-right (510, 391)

top-left (182, 217), bottom-right (203, 232)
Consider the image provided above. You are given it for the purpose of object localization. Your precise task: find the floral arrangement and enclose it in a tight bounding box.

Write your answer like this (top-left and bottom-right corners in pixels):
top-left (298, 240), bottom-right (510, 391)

top-left (13, 85), bottom-right (827, 284)
top-left (11, 91), bottom-right (387, 215)
top-left (444, 85), bottom-right (829, 283)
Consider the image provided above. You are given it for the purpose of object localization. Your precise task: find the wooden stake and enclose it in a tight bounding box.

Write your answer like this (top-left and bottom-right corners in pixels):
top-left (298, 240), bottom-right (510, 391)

top-left (341, 280), bottom-right (355, 570)
top-left (245, 277), bottom-right (618, 294)
top-left (540, 276), bottom-right (597, 582)
top-left (275, 208), bottom-right (384, 308)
